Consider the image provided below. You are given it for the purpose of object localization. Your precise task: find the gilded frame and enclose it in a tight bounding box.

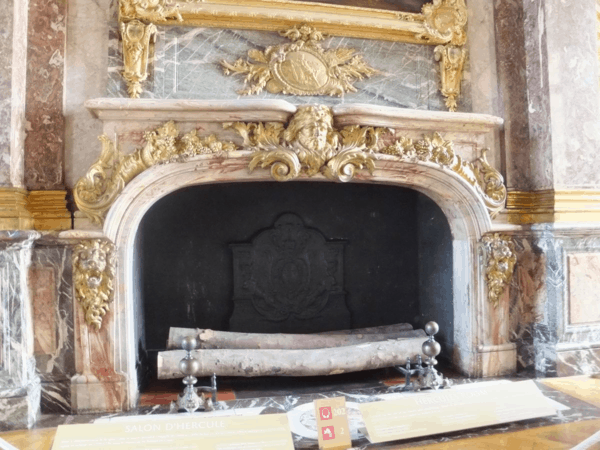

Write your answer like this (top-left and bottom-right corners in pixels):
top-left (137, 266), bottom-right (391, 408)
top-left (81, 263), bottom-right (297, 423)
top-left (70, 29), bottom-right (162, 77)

top-left (118, 0), bottom-right (468, 110)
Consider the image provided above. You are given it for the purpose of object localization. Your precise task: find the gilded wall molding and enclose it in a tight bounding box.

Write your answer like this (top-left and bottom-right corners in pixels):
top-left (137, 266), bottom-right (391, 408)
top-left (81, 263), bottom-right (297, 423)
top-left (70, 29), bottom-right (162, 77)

top-left (0, 188), bottom-right (34, 231)
top-left (507, 190), bottom-right (600, 224)
top-left (73, 239), bottom-right (116, 330)
top-left (28, 190), bottom-right (71, 231)
top-left (221, 25), bottom-right (378, 97)
top-left (0, 188), bottom-right (72, 231)
top-left (73, 123), bottom-right (236, 225)
top-left (117, 0), bottom-right (468, 110)
top-left (481, 233), bottom-right (516, 308)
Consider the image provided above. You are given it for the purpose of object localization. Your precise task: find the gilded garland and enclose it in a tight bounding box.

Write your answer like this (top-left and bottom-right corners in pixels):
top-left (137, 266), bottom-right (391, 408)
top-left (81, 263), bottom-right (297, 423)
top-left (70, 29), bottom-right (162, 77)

top-left (75, 105), bottom-right (507, 226)
top-left (221, 25), bottom-right (379, 97)
top-left (73, 240), bottom-right (116, 330)
top-left (481, 233), bottom-right (517, 308)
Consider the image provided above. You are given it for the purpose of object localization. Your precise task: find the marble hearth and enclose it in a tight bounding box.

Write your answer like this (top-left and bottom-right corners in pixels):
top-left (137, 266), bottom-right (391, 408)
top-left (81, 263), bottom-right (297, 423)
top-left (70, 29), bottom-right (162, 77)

top-left (60, 98), bottom-right (513, 413)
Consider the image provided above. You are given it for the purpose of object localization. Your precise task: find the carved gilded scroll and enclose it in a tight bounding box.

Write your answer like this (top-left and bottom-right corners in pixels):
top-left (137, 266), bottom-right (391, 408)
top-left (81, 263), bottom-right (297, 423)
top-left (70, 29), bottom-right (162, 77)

top-left (380, 133), bottom-right (507, 217)
top-left (481, 234), bottom-right (516, 308)
top-left (73, 239), bottom-right (116, 330)
top-left (73, 123), bottom-right (236, 225)
top-left (117, 0), bottom-right (468, 110)
top-left (75, 106), bottom-right (506, 225)
top-left (221, 25), bottom-right (378, 97)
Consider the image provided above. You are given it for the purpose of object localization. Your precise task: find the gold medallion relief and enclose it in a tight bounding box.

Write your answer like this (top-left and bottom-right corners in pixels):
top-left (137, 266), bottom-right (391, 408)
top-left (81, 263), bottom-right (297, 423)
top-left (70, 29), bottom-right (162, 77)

top-left (221, 25), bottom-right (379, 97)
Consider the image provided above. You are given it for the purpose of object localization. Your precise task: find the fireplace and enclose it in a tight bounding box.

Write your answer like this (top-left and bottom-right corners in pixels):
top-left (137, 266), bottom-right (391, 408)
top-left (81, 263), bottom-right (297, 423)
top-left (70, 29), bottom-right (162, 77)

top-left (63, 98), bottom-right (512, 413)
top-left (137, 181), bottom-right (453, 382)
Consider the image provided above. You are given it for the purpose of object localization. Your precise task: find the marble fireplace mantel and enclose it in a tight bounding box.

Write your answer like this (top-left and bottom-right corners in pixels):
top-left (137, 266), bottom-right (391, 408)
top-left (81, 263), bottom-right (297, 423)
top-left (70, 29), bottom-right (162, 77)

top-left (61, 99), bottom-right (514, 413)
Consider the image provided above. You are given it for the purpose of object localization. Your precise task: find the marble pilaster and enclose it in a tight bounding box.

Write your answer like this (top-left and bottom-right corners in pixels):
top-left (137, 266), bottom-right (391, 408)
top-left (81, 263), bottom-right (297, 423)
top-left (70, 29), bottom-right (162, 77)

top-left (544, 0), bottom-right (600, 188)
top-left (493, 0), bottom-right (552, 191)
top-left (24, 0), bottom-right (67, 190)
top-left (0, 231), bottom-right (41, 431)
top-left (495, 0), bottom-right (600, 191)
top-left (0, 0), bottom-right (28, 188)
top-left (64, 0), bottom-right (112, 188)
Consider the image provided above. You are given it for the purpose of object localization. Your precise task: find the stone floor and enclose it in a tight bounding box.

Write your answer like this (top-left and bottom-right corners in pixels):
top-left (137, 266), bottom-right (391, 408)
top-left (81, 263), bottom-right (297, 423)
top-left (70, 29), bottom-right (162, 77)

top-left (2, 371), bottom-right (600, 449)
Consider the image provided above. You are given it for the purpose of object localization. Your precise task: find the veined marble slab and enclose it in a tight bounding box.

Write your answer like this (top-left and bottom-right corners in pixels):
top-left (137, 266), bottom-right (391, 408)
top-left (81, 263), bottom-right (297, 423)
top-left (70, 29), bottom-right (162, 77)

top-left (106, 27), bottom-right (471, 112)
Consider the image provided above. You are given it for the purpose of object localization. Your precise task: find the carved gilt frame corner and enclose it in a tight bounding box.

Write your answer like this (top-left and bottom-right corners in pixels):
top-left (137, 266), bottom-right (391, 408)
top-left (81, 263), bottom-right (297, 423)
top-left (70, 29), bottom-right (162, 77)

top-left (117, 0), bottom-right (468, 111)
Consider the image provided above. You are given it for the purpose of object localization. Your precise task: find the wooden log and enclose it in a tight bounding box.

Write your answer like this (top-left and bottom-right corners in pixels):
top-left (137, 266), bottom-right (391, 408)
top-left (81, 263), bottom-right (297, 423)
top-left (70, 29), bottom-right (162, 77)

top-left (167, 327), bottom-right (425, 350)
top-left (320, 323), bottom-right (412, 335)
top-left (157, 336), bottom-right (427, 378)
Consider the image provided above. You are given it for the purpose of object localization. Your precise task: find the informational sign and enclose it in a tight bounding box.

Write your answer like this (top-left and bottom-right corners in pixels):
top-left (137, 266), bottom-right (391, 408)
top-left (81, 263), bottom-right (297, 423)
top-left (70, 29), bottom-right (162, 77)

top-left (313, 397), bottom-right (352, 450)
top-left (52, 413), bottom-right (295, 450)
top-left (359, 380), bottom-right (556, 444)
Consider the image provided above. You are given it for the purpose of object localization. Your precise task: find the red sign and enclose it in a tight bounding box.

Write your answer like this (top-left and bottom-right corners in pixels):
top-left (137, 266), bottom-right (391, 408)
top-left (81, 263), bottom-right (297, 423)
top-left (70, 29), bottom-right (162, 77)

top-left (322, 426), bottom-right (335, 440)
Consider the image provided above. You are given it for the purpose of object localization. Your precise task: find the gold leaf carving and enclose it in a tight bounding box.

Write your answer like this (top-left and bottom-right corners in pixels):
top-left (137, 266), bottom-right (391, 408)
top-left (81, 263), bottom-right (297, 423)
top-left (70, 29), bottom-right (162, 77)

top-left (73, 240), bottom-right (116, 330)
top-left (422, 0), bottom-right (467, 46)
top-left (119, 0), bottom-right (183, 23)
top-left (221, 25), bottom-right (378, 97)
top-left (434, 44), bottom-right (466, 112)
top-left (379, 133), bottom-right (507, 218)
top-left (74, 122), bottom-right (236, 225)
top-left (481, 234), bottom-right (516, 308)
top-left (226, 105), bottom-right (384, 182)
top-left (421, 0), bottom-right (468, 111)
top-left (121, 20), bottom-right (157, 98)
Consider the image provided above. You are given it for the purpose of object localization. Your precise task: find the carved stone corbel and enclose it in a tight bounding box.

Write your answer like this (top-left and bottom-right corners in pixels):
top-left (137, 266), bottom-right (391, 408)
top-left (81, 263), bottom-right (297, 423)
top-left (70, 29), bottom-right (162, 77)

top-left (73, 239), bottom-right (116, 330)
top-left (481, 234), bottom-right (516, 308)
top-left (121, 19), bottom-right (157, 99)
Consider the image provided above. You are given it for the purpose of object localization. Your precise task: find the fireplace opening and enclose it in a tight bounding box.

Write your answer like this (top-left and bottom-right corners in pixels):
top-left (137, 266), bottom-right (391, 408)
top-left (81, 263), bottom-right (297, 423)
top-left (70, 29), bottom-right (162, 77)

top-left (135, 181), bottom-right (453, 393)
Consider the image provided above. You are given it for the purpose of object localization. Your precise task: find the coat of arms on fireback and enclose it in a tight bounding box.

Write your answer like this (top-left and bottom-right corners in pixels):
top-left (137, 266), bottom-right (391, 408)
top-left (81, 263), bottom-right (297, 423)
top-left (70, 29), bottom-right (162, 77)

top-left (230, 213), bottom-right (350, 332)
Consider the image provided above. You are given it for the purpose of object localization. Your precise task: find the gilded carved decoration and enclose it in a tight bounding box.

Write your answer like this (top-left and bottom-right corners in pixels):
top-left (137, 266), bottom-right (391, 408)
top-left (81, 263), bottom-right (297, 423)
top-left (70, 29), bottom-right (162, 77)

top-left (73, 122), bottom-right (236, 225)
top-left (119, 0), bottom-right (183, 23)
top-left (421, 0), bottom-right (468, 112)
top-left (76, 107), bottom-right (507, 225)
top-left (380, 133), bottom-right (507, 217)
top-left (73, 240), bottom-right (116, 330)
top-left (225, 105), bottom-right (382, 182)
top-left (481, 234), bottom-right (516, 308)
top-left (116, 0), bottom-right (468, 110)
top-left (221, 25), bottom-right (379, 97)
top-left (121, 20), bottom-right (157, 98)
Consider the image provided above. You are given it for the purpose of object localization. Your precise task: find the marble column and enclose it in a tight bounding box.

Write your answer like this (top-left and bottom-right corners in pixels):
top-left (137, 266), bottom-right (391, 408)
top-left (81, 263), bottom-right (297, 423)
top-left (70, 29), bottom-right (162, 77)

top-left (0, 231), bottom-right (41, 431)
top-left (0, 0), bottom-right (33, 230)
